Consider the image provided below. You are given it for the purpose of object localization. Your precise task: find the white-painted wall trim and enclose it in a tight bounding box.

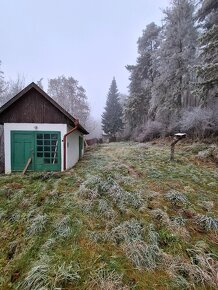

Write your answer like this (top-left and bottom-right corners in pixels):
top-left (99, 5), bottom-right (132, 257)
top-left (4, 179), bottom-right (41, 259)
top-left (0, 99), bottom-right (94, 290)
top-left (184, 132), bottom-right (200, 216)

top-left (4, 123), bottom-right (67, 173)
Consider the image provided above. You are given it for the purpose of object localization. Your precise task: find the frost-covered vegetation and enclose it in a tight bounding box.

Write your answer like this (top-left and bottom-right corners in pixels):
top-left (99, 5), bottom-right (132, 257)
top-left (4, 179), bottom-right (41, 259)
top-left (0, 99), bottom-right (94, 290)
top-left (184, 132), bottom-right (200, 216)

top-left (0, 142), bottom-right (218, 289)
top-left (123, 0), bottom-right (218, 141)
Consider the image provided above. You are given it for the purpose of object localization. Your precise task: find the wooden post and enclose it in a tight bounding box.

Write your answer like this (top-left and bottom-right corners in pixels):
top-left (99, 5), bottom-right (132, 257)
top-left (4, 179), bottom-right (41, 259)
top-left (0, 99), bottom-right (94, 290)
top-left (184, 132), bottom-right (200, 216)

top-left (170, 133), bottom-right (186, 161)
top-left (22, 157), bottom-right (32, 175)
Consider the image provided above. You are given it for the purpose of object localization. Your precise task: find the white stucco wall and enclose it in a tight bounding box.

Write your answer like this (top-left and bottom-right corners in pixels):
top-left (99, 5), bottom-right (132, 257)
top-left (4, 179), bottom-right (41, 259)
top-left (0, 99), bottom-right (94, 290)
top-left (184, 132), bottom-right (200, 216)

top-left (66, 127), bottom-right (84, 170)
top-left (4, 123), bottom-right (67, 173)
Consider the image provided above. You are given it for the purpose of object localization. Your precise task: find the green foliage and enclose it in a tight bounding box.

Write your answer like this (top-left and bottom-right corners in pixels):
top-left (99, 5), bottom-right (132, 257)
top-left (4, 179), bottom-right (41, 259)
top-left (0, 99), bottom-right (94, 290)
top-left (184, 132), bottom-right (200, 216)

top-left (101, 78), bottom-right (123, 136)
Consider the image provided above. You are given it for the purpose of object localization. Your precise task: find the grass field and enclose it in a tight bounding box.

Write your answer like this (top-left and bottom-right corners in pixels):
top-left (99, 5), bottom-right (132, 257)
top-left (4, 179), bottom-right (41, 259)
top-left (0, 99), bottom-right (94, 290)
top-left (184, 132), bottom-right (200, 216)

top-left (0, 141), bottom-right (217, 289)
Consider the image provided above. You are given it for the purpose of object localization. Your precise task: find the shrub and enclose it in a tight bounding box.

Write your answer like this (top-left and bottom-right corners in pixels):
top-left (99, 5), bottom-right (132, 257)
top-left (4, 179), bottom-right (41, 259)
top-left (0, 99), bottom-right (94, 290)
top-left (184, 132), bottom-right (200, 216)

top-left (136, 120), bottom-right (165, 142)
top-left (180, 107), bottom-right (216, 139)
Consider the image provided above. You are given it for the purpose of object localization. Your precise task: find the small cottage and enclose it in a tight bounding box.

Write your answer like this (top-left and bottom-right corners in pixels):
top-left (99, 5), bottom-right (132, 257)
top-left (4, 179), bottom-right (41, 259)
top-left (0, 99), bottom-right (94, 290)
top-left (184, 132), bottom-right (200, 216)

top-left (0, 82), bottom-right (89, 174)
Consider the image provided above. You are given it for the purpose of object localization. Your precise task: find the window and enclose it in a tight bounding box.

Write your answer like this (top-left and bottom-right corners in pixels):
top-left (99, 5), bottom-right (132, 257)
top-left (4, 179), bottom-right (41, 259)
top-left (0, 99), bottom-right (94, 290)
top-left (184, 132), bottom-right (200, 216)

top-left (36, 133), bottom-right (58, 164)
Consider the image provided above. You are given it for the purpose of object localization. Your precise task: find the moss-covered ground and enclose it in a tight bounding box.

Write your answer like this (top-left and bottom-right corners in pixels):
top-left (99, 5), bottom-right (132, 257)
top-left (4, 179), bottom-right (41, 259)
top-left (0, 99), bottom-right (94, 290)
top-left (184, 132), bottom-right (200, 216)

top-left (0, 141), bottom-right (217, 289)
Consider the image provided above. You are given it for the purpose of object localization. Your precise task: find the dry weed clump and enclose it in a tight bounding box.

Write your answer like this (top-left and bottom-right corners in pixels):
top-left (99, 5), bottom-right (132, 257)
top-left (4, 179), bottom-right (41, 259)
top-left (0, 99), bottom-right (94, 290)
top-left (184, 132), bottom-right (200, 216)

top-left (164, 190), bottom-right (188, 206)
top-left (20, 261), bottom-right (50, 290)
top-left (110, 219), bottom-right (145, 244)
top-left (53, 215), bottom-right (72, 238)
top-left (88, 219), bottom-right (144, 244)
top-left (41, 238), bottom-right (56, 251)
top-left (97, 198), bottom-right (116, 219)
top-left (88, 269), bottom-right (128, 290)
top-left (0, 209), bottom-right (6, 220)
top-left (195, 214), bottom-right (218, 232)
top-left (199, 200), bottom-right (214, 211)
top-left (78, 175), bottom-right (144, 211)
top-left (26, 214), bottom-right (48, 236)
top-left (123, 241), bottom-right (162, 270)
top-left (121, 223), bottom-right (163, 271)
top-left (20, 256), bottom-right (80, 290)
top-left (147, 223), bottom-right (159, 245)
top-left (167, 244), bottom-right (218, 289)
top-left (151, 208), bottom-right (190, 240)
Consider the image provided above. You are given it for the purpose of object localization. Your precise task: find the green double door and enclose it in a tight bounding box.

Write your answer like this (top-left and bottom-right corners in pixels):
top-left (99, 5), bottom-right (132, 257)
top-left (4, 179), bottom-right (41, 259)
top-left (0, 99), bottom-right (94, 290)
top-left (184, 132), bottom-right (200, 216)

top-left (11, 131), bottom-right (61, 172)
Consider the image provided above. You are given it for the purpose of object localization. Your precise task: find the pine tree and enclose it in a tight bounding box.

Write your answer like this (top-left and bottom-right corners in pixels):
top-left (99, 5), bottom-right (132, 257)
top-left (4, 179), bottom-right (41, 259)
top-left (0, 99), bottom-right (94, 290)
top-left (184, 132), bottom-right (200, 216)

top-left (151, 0), bottom-right (198, 124)
top-left (195, 0), bottom-right (218, 106)
top-left (124, 23), bottom-right (161, 129)
top-left (102, 78), bottom-right (123, 137)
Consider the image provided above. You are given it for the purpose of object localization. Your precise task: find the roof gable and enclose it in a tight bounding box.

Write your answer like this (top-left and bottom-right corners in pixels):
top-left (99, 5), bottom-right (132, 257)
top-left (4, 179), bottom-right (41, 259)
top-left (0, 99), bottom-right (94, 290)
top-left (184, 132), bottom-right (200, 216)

top-left (0, 82), bottom-right (88, 134)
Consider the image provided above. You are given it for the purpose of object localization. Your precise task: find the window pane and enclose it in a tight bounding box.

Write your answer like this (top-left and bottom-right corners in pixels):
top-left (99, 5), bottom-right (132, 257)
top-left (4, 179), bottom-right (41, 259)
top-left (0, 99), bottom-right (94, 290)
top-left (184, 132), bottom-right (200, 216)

top-left (51, 134), bottom-right (58, 140)
top-left (37, 140), bottom-right (43, 145)
top-left (37, 152), bottom-right (43, 157)
top-left (37, 146), bottom-right (43, 151)
top-left (44, 140), bottom-right (50, 145)
top-left (44, 152), bottom-right (50, 158)
top-left (51, 146), bottom-right (57, 152)
top-left (44, 158), bottom-right (51, 164)
top-left (44, 134), bottom-right (50, 139)
top-left (37, 134), bottom-right (43, 139)
top-left (44, 146), bottom-right (50, 151)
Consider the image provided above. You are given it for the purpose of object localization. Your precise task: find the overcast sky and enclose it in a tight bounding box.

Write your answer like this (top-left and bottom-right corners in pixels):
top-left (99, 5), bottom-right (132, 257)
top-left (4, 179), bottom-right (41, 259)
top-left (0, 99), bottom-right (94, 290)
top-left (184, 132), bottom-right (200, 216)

top-left (1, 0), bottom-right (169, 119)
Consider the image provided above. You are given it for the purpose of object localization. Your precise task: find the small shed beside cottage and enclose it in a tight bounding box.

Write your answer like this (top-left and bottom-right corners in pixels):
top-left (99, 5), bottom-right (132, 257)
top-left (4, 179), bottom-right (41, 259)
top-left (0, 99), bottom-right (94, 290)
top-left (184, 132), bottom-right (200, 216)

top-left (0, 82), bottom-right (89, 173)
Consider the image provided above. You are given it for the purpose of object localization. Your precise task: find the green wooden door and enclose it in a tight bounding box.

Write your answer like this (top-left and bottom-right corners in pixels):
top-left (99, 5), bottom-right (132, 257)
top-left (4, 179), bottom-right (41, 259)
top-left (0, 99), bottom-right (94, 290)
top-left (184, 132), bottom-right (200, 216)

top-left (11, 132), bottom-right (34, 171)
top-left (79, 136), bottom-right (83, 160)
top-left (11, 131), bottom-right (61, 172)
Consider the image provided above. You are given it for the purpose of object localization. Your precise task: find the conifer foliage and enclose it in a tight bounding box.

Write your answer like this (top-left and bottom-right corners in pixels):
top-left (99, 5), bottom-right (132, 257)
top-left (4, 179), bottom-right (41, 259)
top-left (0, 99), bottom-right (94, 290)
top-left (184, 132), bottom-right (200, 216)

top-left (102, 78), bottom-right (123, 136)
top-left (195, 0), bottom-right (218, 106)
top-left (123, 0), bottom-right (218, 140)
